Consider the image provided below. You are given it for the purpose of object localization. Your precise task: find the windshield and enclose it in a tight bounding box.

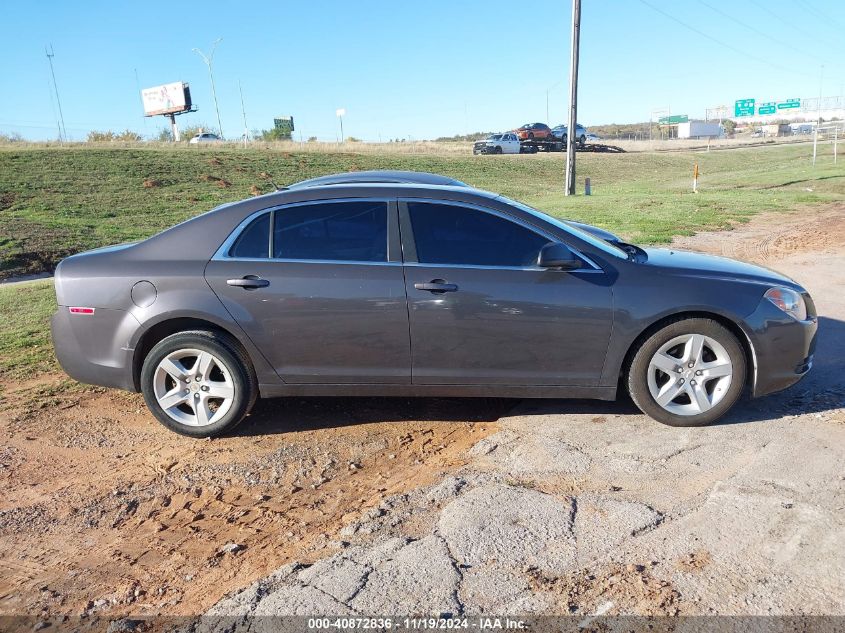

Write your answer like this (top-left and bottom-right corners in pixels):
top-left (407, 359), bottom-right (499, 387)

top-left (487, 134), bottom-right (503, 141)
top-left (497, 196), bottom-right (628, 259)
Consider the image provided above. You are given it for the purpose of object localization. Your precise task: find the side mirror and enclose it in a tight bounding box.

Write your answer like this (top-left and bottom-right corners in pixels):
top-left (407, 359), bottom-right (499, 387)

top-left (537, 242), bottom-right (581, 270)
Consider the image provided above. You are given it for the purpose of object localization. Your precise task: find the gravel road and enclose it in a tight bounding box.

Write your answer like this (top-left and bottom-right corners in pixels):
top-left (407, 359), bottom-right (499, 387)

top-left (207, 204), bottom-right (845, 619)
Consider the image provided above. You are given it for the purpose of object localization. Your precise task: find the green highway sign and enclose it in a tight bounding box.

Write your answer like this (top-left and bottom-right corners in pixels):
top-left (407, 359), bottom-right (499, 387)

top-left (758, 102), bottom-right (776, 115)
top-left (735, 99), bottom-right (755, 117)
top-left (658, 115), bottom-right (688, 124)
top-left (778, 99), bottom-right (801, 110)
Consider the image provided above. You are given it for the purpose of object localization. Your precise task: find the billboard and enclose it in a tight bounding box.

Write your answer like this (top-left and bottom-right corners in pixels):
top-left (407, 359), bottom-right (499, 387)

top-left (141, 82), bottom-right (192, 117)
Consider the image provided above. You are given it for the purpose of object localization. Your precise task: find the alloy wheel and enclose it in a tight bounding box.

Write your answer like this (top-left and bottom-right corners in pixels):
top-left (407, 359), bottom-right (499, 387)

top-left (646, 333), bottom-right (733, 416)
top-left (152, 348), bottom-right (235, 426)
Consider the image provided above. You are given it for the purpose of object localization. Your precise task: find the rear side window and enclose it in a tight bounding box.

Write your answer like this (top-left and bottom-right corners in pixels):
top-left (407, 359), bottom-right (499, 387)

top-left (229, 212), bottom-right (270, 258)
top-left (273, 201), bottom-right (387, 262)
top-left (408, 202), bottom-right (548, 267)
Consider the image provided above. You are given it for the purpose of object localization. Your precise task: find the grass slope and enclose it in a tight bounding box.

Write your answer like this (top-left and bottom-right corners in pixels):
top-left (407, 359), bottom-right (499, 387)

top-left (0, 279), bottom-right (57, 382)
top-left (1, 143), bottom-right (843, 279)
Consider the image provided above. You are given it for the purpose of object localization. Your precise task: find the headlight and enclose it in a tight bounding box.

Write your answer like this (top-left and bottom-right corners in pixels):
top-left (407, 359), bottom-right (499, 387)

top-left (764, 286), bottom-right (807, 321)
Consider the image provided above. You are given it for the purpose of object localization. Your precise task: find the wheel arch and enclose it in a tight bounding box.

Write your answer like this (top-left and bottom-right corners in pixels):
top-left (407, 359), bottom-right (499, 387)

top-left (617, 310), bottom-right (757, 395)
top-left (131, 316), bottom-right (253, 392)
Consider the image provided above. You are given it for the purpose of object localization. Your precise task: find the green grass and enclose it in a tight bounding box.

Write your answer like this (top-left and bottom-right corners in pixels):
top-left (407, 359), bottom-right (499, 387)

top-left (0, 279), bottom-right (57, 381)
top-left (0, 142), bottom-right (842, 382)
top-left (1, 143), bottom-right (843, 279)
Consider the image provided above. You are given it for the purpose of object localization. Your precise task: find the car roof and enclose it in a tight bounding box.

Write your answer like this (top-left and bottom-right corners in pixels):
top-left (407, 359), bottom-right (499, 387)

top-left (286, 170), bottom-right (469, 189)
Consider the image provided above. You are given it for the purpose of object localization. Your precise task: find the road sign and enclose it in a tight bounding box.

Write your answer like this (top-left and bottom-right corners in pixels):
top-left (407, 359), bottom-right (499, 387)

top-left (735, 99), bottom-right (755, 117)
top-left (658, 115), bottom-right (688, 125)
top-left (758, 102), bottom-right (776, 115)
top-left (778, 99), bottom-right (801, 110)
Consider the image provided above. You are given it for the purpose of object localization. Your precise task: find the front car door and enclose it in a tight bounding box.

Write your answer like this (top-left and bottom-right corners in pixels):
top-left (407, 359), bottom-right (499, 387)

top-left (399, 199), bottom-right (614, 386)
top-left (205, 198), bottom-right (411, 384)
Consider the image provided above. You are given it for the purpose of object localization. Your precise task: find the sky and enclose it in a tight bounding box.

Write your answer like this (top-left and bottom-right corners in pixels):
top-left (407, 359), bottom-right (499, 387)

top-left (2, 0), bottom-right (845, 141)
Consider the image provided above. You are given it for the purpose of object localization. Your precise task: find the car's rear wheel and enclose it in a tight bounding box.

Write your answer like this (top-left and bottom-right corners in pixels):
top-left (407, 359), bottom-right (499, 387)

top-left (527, 132), bottom-right (534, 139)
top-left (141, 330), bottom-right (257, 437)
top-left (627, 318), bottom-right (746, 427)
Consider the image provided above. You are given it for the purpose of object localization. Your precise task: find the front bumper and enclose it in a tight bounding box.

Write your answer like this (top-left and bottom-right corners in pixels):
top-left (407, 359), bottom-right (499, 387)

top-left (473, 143), bottom-right (495, 154)
top-left (51, 306), bottom-right (139, 391)
top-left (746, 298), bottom-right (817, 398)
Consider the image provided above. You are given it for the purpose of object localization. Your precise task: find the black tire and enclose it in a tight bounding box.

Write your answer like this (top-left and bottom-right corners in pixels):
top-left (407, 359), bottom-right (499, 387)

top-left (579, 135), bottom-right (586, 147)
top-left (627, 318), bottom-right (746, 427)
top-left (494, 146), bottom-right (503, 154)
top-left (527, 132), bottom-right (534, 139)
top-left (141, 330), bottom-right (258, 438)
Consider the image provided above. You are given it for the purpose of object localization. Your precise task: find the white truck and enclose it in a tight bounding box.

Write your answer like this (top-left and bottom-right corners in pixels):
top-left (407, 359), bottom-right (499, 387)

top-left (472, 132), bottom-right (523, 154)
top-left (678, 122), bottom-right (723, 139)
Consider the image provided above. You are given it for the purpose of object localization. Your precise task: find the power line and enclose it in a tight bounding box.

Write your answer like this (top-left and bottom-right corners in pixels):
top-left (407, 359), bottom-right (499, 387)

top-left (794, 0), bottom-right (845, 31)
top-left (745, 0), bottom-right (845, 56)
top-left (637, 0), bottom-right (804, 77)
top-left (696, 0), bottom-right (825, 64)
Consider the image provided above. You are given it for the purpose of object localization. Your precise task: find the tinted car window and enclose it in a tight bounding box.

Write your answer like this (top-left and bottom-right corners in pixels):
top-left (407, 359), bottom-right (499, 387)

top-left (274, 201), bottom-right (387, 262)
top-left (408, 202), bottom-right (549, 267)
top-left (229, 212), bottom-right (270, 258)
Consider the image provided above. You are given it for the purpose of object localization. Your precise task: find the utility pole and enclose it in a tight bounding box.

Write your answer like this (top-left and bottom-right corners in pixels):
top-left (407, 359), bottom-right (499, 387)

top-left (193, 39), bottom-right (224, 139)
top-left (238, 80), bottom-right (249, 145)
top-left (814, 65), bottom-right (824, 167)
top-left (45, 45), bottom-right (67, 142)
top-left (336, 108), bottom-right (346, 143)
top-left (564, 0), bottom-right (581, 196)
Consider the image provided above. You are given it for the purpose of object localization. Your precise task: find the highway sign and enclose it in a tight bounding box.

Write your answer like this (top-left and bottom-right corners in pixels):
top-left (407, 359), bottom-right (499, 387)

top-left (778, 99), bottom-right (801, 110)
top-left (758, 102), bottom-right (776, 115)
top-left (658, 115), bottom-right (689, 124)
top-left (735, 99), bottom-right (755, 117)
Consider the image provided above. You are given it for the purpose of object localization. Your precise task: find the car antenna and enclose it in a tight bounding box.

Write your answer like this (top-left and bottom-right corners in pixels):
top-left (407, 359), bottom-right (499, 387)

top-left (259, 171), bottom-right (286, 191)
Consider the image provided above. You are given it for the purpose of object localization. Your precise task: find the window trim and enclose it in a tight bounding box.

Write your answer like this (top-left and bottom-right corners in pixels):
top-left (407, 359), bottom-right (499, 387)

top-left (213, 198), bottom-right (400, 265)
top-left (397, 198), bottom-right (602, 273)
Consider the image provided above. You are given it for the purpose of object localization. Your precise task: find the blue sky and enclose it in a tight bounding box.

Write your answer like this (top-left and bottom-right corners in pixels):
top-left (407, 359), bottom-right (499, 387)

top-left (2, 0), bottom-right (844, 141)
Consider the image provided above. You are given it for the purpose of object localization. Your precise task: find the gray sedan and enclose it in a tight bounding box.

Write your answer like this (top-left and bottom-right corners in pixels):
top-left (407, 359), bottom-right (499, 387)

top-left (51, 171), bottom-right (817, 437)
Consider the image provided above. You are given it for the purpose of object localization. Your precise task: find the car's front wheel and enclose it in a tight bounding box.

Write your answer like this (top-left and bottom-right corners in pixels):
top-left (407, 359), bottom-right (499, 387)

top-left (627, 318), bottom-right (746, 427)
top-left (141, 330), bottom-right (257, 437)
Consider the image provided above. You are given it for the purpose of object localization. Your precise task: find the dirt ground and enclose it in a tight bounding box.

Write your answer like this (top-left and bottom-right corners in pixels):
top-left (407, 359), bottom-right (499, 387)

top-left (0, 383), bottom-right (508, 618)
top-left (1, 203), bottom-right (844, 621)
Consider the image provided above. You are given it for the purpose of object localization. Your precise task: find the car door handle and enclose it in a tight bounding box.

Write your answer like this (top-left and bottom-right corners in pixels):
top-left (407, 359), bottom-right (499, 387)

top-left (414, 280), bottom-right (458, 293)
top-left (227, 276), bottom-right (270, 289)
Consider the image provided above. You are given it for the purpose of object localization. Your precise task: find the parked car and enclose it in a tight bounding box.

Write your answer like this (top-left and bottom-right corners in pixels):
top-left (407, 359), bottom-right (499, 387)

top-left (189, 133), bottom-right (222, 144)
top-left (473, 133), bottom-right (522, 154)
top-left (515, 123), bottom-right (554, 140)
top-left (585, 132), bottom-right (601, 143)
top-left (551, 123), bottom-right (588, 146)
top-left (51, 170), bottom-right (817, 437)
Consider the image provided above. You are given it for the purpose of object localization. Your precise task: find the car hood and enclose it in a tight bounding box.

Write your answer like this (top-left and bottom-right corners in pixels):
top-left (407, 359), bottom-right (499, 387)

top-left (643, 248), bottom-right (800, 288)
top-left (565, 221), bottom-right (622, 243)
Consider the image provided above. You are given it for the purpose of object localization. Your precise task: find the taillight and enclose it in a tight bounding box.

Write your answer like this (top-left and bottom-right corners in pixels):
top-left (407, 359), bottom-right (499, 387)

top-left (68, 307), bottom-right (95, 315)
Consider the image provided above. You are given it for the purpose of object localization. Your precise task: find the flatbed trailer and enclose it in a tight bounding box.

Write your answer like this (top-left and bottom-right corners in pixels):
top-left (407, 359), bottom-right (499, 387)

top-left (520, 137), bottom-right (583, 152)
top-left (519, 139), bottom-right (626, 153)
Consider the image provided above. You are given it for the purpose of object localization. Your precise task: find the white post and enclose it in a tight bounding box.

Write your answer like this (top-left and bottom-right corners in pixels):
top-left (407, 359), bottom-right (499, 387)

top-left (169, 114), bottom-right (180, 142)
top-left (813, 127), bottom-right (818, 167)
top-left (835, 128), bottom-right (838, 164)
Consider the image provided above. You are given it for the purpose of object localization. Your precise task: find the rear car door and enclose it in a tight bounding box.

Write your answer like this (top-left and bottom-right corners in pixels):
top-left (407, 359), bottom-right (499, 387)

top-left (205, 199), bottom-right (411, 384)
top-left (400, 199), bottom-right (613, 386)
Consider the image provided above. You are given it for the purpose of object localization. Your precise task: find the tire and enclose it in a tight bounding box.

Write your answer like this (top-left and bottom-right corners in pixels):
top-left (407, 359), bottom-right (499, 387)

top-left (494, 146), bottom-right (503, 154)
top-left (579, 135), bottom-right (586, 147)
top-left (527, 132), bottom-right (534, 139)
top-left (141, 330), bottom-right (258, 438)
top-left (627, 318), bottom-right (746, 427)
